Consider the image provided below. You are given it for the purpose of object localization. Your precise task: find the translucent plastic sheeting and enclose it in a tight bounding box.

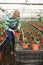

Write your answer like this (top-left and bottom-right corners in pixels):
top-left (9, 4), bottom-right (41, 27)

top-left (0, 4), bottom-right (43, 18)
top-left (0, 4), bottom-right (25, 10)
top-left (0, 0), bottom-right (26, 3)
top-left (0, 4), bottom-right (43, 10)
top-left (28, 0), bottom-right (43, 4)
top-left (0, 0), bottom-right (43, 4)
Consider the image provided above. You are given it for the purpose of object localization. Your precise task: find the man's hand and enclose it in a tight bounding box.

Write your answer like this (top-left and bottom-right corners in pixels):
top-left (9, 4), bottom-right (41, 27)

top-left (10, 30), bottom-right (15, 34)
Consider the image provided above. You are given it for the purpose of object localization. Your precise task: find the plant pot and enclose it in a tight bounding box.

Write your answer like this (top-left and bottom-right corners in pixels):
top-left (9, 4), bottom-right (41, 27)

top-left (34, 32), bottom-right (38, 37)
top-left (41, 38), bottom-right (43, 44)
top-left (22, 43), bottom-right (28, 49)
top-left (32, 44), bottom-right (39, 51)
top-left (0, 51), bottom-right (3, 61)
top-left (0, 36), bottom-right (4, 40)
top-left (15, 32), bottom-right (21, 37)
top-left (0, 28), bottom-right (4, 32)
top-left (19, 34), bottom-right (23, 41)
top-left (26, 33), bottom-right (30, 39)
top-left (23, 30), bottom-right (26, 33)
top-left (29, 38), bottom-right (34, 44)
top-left (38, 35), bottom-right (41, 40)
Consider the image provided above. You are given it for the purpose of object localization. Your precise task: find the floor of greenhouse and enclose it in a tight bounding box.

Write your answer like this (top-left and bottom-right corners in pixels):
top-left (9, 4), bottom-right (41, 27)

top-left (0, 53), bottom-right (15, 65)
top-left (0, 50), bottom-right (43, 65)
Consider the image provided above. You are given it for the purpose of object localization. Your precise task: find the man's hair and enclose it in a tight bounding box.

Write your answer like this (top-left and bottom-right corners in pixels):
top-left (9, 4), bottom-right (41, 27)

top-left (13, 10), bottom-right (20, 16)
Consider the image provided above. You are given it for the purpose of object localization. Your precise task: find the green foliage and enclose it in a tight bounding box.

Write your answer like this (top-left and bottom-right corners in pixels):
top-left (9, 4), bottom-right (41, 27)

top-left (24, 39), bottom-right (28, 43)
top-left (16, 29), bottom-right (20, 33)
top-left (36, 37), bottom-right (39, 41)
top-left (31, 34), bottom-right (34, 39)
top-left (0, 32), bottom-right (3, 36)
top-left (24, 34), bottom-right (26, 37)
top-left (33, 39), bottom-right (37, 44)
top-left (0, 24), bottom-right (4, 28)
top-left (38, 31), bottom-right (41, 35)
top-left (42, 35), bottom-right (43, 38)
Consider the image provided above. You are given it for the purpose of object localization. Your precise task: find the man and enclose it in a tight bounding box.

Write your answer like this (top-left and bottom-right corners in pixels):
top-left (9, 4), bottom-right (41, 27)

top-left (5, 10), bottom-right (21, 54)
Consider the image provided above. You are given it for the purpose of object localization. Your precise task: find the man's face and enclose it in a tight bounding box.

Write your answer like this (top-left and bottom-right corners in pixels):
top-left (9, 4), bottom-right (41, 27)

top-left (13, 10), bottom-right (19, 19)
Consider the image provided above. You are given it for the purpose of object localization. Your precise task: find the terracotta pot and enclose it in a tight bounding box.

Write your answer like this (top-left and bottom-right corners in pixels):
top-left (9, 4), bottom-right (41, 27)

top-left (0, 28), bottom-right (4, 32)
top-left (32, 44), bottom-right (39, 51)
top-left (41, 38), bottom-right (43, 44)
top-left (23, 30), bottom-right (26, 33)
top-left (15, 32), bottom-right (21, 37)
top-left (3, 32), bottom-right (6, 37)
top-left (19, 34), bottom-right (23, 41)
top-left (26, 33), bottom-right (30, 39)
top-left (31, 30), bottom-right (34, 34)
top-left (22, 43), bottom-right (28, 49)
top-left (29, 38), bottom-right (34, 44)
top-left (34, 32), bottom-right (38, 36)
top-left (0, 36), bottom-right (4, 40)
top-left (0, 51), bottom-right (3, 61)
top-left (38, 35), bottom-right (41, 40)
top-left (42, 27), bottom-right (43, 30)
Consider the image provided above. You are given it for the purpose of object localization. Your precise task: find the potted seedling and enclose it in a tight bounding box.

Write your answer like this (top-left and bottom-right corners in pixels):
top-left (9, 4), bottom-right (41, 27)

top-left (31, 29), bottom-right (34, 34)
top-left (23, 31), bottom-right (27, 40)
top-left (21, 29), bottom-right (28, 49)
top-left (42, 26), bottom-right (43, 30)
top-left (35, 37), bottom-right (40, 44)
top-left (38, 31), bottom-right (41, 35)
top-left (34, 29), bottom-right (38, 36)
top-left (29, 33), bottom-right (34, 44)
top-left (31, 33), bottom-right (34, 39)
top-left (0, 20), bottom-right (5, 25)
top-left (41, 35), bottom-right (43, 44)
top-left (38, 31), bottom-right (42, 39)
top-left (23, 30), bottom-right (27, 33)
top-left (0, 51), bottom-right (3, 61)
top-left (0, 32), bottom-right (4, 40)
top-left (32, 38), bottom-right (39, 51)
top-left (22, 39), bottom-right (28, 49)
top-left (15, 29), bottom-right (21, 37)
top-left (14, 29), bottom-right (21, 42)
top-left (0, 24), bottom-right (4, 32)
top-left (26, 30), bottom-right (31, 39)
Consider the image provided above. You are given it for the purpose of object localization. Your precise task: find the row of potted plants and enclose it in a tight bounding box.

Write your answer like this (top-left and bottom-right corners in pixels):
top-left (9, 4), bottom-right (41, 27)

top-left (22, 24), bottom-right (43, 50)
top-left (15, 26), bottom-right (43, 45)
top-left (14, 21), bottom-right (43, 51)
top-left (0, 24), bottom-right (5, 40)
top-left (0, 20), bottom-right (6, 41)
top-left (21, 30), bottom-right (40, 51)
top-left (0, 51), bottom-right (2, 61)
top-left (29, 21), bottom-right (43, 30)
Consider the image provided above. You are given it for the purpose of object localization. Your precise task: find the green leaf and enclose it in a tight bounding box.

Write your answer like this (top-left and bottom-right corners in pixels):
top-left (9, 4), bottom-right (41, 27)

top-left (33, 39), bottom-right (37, 44)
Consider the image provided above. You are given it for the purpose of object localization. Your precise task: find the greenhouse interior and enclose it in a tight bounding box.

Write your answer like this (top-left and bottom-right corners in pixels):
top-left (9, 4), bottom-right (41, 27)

top-left (0, 0), bottom-right (43, 65)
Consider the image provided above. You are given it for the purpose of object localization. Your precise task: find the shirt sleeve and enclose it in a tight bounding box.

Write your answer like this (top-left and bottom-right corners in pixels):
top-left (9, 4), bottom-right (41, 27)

top-left (5, 15), bottom-right (13, 31)
top-left (18, 19), bottom-right (21, 29)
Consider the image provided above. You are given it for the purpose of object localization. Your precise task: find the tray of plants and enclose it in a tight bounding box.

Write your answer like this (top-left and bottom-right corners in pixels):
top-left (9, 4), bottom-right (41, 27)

top-left (15, 33), bottom-right (42, 64)
top-left (0, 34), bottom-right (7, 46)
top-left (15, 31), bottom-right (43, 51)
top-left (15, 21), bottom-right (43, 65)
top-left (0, 24), bottom-right (7, 46)
top-left (29, 21), bottom-right (43, 32)
top-left (0, 19), bottom-right (7, 46)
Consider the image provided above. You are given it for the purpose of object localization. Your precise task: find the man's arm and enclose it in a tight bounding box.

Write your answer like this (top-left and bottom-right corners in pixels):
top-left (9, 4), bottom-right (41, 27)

top-left (18, 19), bottom-right (21, 30)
